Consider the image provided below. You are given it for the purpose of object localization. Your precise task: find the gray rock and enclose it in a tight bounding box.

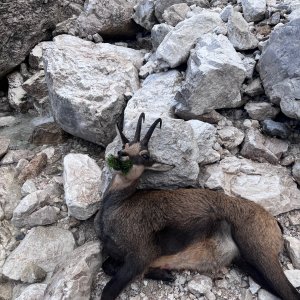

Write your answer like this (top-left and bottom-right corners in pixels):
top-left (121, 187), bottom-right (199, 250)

top-left (0, 166), bottom-right (21, 220)
top-left (249, 277), bottom-right (261, 294)
top-left (243, 78), bottom-right (264, 97)
top-left (29, 43), bottom-right (47, 70)
top-left (284, 270), bottom-right (300, 287)
top-left (262, 120), bottom-right (290, 139)
top-left (156, 11), bottom-right (226, 68)
top-left (259, 19), bottom-right (300, 119)
top-left (75, 0), bottom-right (138, 38)
top-left (187, 120), bottom-right (221, 165)
top-left (292, 161), bottom-right (300, 185)
top-left (242, 56), bottom-right (256, 79)
top-left (188, 274), bottom-right (213, 297)
top-left (22, 71), bottom-right (48, 102)
top-left (227, 11), bottom-right (259, 50)
top-left (203, 156), bottom-right (300, 215)
top-left (1, 150), bottom-right (34, 165)
top-left (92, 33), bottom-right (103, 43)
top-left (241, 0), bottom-right (267, 22)
top-left (285, 236), bottom-right (300, 268)
top-left (0, 281), bottom-right (13, 300)
top-left (241, 128), bottom-right (288, 164)
top-left (269, 11), bottom-right (281, 25)
top-left (63, 154), bottom-right (102, 220)
top-left (43, 35), bottom-right (142, 146)
top-left (133, 0), bottom-right (157, 30)
top-left (12, 190), bottom-right (50, 228)
top-left (217, 126), bottom-right (245, 150)
top-left (106, 71), bottom-right (217, 188)
top-left (44, 241), bottom-right (101, 300)
top-left (151, 24), bottom-right (174, 50)
top-left (288, 8), bottom-right (300, 21)
top-left (174, 34), bottom-right (246, 117)
top-left (245, 102), bottom-right (280, 121)
top-left (162, 3), bottom-right (191, 26)
top-left (15, 284), bottom-right (47, 300)
top-left (2, 226), bottom-right (75, 281)
top-left (258, 289), bottom-right (280, 300)
top-left (0, 116), bottom-right (17, 128)
top-left (220, 4), bottom-right (234, 22)
top-left (0, 137), bottom-right (10, 158)
top-left (27, 206), bottom-right (60, 228)
top-left (154, 0), bottom-right (209, 23)
top-left (20, 262), bottom-right (47, 283)
top-left (0, 220), bottom-right (18, 275)
top-left (7, 72), bottom-right (29, 112)
top-left (0, 0), bottom-right (76, 78)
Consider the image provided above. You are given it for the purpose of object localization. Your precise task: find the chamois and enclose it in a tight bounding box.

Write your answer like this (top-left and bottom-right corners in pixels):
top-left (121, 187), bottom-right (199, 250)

top-left (94, 113), bottom-right (300, 300)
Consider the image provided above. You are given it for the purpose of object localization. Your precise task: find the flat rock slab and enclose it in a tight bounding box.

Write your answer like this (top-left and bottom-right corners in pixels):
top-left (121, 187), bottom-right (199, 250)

top-left (63, 154), bottom-right (102, 220)
top-left (203, 156), bottom-right (300, 215)
top-left (15, 284), bottom-right (47, 300)
top-left (156, 11), bottom-right (225, 68)
top-left (43, 35), bottom-right (143, 146)
top-left (44, 241), bottom-right (101, 300)
top-left (2, 226), bottom-right (75, 281)
top-left (259, 18), bottom-right (300, 120)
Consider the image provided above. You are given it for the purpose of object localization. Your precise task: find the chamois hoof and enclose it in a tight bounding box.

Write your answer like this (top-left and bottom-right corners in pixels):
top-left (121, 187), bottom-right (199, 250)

top-left (145, 268), bottom-right (176, 282)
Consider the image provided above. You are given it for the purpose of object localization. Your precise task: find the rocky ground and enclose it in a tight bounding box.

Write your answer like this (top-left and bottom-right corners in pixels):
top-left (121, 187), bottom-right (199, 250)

top-left (0, 0), bottom-right (300, 299)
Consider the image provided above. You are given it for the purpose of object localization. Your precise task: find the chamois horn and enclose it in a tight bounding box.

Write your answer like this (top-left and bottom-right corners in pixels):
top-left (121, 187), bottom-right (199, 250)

top-left (133, 113), bottom-right (145, 142)
top-left (142, 118), bottom-right (162, 146)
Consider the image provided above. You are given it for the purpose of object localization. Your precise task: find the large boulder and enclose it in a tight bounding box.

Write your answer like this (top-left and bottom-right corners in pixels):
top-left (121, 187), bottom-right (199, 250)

top-left (63, 154), bottom-right (102, 220)
top-left (258, 18), bottom-right (300, 119)
top-left (241, 0), bottom-right (267, 22)
top-left (0, 0), bottom-right (79, 78)
top-left (106, 71), bottom-right (220, 189)
top-left (2, 226), bottom-right (75, 281)
top-left (74, 0), bottom-right (139, 38)
top-left (174, 34), bottom-right (246, 117)
top-left (202, 156), bottom-right (300, 215)
top-left (156, 11), bottom-right (226, 68)
top-left (154, 0), bottom-right (209, 23)
top-left (43, 35), bottom-right (143, 146)
top-left (44, 241), bottom-right (101, 300)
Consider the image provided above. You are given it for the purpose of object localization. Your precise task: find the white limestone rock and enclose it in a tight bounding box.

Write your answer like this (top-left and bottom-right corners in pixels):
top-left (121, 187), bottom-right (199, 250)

top-left (15, 284), bottom-right (47, 300)
top-left (241, 0), bottom-right (267, 22)
top-left (227, 11), bottom-right (259, 50)
top-left (244, 102), bottom-right (280, 121)
top-left (156, 11), bottom-right (226, 68)
top-left (284, 270), bottom-right (300, 287)
top-left (43, 35), bottom-right (143, 147)
top-left (63, 153), bottom-right (102, 220)
top-left (2, 226), bottom-right (75, 281)
top-left (133, 0), bottom-right (157, 30)
top-left (174, 33), bottom-right (246, 117)
top-left (44, 241), bottom-right (101, 300)
top-left (203, 156), bottom-right (300, 215)
top-left (217, 126), bottom-right (245, 150)
top-left (285, 236), bottom-right (300, 269)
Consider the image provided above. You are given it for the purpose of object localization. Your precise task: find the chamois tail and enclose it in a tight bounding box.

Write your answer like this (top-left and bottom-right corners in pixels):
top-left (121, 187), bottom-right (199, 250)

top-left (232, 232), bottom-right (300, 300)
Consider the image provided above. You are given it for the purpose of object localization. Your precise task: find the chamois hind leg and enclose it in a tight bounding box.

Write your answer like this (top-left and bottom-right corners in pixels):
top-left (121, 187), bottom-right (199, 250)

top-left (101, 255), bottom-right (148, 300)
top-left (102, 257), bottom-right (123, 277)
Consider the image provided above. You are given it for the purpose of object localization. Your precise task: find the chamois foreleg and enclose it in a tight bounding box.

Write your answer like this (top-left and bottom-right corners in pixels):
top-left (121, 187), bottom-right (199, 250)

top-left (101, 255), bottom-right (148, 300)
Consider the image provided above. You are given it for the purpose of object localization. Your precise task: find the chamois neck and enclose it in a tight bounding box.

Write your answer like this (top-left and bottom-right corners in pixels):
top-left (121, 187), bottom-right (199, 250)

top-left (103, 173), bottom-right (140, 205)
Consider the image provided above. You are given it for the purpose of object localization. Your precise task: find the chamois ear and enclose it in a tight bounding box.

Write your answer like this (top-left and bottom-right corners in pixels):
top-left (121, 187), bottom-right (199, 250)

top-left (145, 162), bottom-right (175, 172)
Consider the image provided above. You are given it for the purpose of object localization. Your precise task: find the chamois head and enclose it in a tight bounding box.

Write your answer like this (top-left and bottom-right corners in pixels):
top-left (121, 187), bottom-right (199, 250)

top-left (107, 113), bottom-right (174, 181)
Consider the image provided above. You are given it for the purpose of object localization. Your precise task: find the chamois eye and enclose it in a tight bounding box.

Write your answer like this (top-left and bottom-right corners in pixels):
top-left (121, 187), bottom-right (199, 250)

top-left (142, 153), bottom-right (149, 160)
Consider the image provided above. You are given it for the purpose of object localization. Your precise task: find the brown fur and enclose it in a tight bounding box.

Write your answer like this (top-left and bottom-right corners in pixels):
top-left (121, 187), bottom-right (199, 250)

top-left (95, 116), bottom-right (300, 300)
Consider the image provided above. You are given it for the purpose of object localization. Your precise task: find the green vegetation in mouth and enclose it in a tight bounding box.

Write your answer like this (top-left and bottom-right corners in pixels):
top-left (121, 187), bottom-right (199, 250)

top-left (106, 154), bottom-right (133, 175)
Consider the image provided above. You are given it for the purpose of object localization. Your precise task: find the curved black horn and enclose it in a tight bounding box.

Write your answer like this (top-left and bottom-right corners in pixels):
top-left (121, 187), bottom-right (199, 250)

top-left (116, 124), bottom-right (129, 145)
top-left (142, 118), bottom-right (162, 146)
top-left (133, 112), bottom-right (145, 142)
